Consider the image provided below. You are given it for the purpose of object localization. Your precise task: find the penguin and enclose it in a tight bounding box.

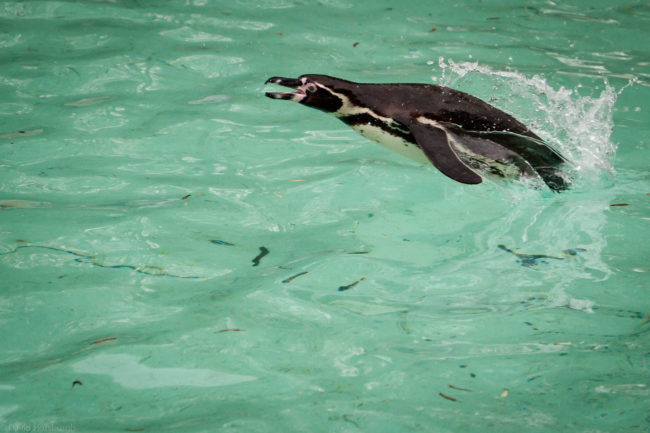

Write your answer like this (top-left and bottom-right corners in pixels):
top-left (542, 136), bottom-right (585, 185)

top-left (264, 74), bottom-right (570, 192)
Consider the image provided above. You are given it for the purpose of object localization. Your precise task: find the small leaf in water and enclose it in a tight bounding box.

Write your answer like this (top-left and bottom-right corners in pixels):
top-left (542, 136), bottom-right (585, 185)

top-left (210, 240), bottom-right (234, 246)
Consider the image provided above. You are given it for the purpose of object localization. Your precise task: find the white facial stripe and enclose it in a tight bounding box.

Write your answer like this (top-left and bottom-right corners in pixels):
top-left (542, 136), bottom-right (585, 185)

top-left (415, 116), bottom-right (443, 128)
top-left (314, 85), bottom-right (396, 125)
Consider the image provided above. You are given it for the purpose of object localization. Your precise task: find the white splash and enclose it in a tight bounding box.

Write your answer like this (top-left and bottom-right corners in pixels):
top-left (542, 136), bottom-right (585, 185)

top-left (432, 57), bottom-right (634, 187)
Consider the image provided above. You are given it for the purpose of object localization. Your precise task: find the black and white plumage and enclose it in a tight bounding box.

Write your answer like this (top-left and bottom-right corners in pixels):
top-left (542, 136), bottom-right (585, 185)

top-left (264, 74), bottom-right (570, 192)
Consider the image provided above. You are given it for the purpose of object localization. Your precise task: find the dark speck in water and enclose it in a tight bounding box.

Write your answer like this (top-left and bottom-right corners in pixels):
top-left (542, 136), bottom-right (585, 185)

top-left (498, 244), bottom-right (565, 267)
top-left (524, 321), bottom-right (539, 330)
top-left (210, 239), bottom-right (234, 246)
top-left (282, 271), bottom-right (308, 283)
top-left (338, 277), bottom-right (365, 292)
top-left (448, 384), bottom-right (472, 392)
top-left (438, 392), bottom-right (458, 402)
top-left (252, 246), bottom-right (269, 267)
top-left (91, 337), bottom-right (117, 345)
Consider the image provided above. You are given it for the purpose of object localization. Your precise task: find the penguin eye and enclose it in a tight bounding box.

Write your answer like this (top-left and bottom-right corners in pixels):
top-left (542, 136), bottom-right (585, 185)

top-left (305, 83), bottom-right (317, 93)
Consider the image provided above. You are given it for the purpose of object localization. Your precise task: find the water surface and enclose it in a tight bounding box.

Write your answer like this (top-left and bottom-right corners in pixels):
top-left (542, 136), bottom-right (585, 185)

top-left (1, 1), bottom-right (648, 432)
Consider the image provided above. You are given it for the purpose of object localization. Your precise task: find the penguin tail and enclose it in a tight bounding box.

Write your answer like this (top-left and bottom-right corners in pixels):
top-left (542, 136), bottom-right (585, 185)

top-left (537, 167), bottom-right (571, 192)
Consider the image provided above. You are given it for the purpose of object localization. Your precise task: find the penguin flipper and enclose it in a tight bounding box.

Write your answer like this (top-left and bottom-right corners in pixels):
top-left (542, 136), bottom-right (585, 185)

top-left (400, 115), bottom-right (482, 185)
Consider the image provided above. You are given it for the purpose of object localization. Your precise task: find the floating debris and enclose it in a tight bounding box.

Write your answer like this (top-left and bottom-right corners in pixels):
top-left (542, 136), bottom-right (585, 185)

top-left (342, 415), bottom-right (360, 428)
top-left (72, 380), bottom-right (83, 388)
top-left (352, 42), bottom-right (360, 47)
top-left (448, 384), bottom-right (472, 392)
top-left (610, 203), bottom-right (630, 207)
top-left (347, 251), bottom-right (370, 255)
top-left (438, 392), bottom-right (458, 402)
top-left (527, 375), bottom-right (541, 382)
top-left (0, 199), bottom-right (50, 209)
top-left (0, 245), bottom-right (201, 279)
top-left (252, 246), bottom-right (269, 267)
top-left (282, 271), bottom-right (308, 284)
top-left (91, 337), bottom-right (117, 345)
top-left (210, 239), bottom-right (234, 246)
top-left (519, 296), bottom-right (550, 308)
top-left (0, 129), bottom-right (44, 139)
top-left (524, 321), bottom-right (539, 330)
top-left (498, 244), bottom-right (565, 267)
top-left (181, 194), bottom-right (191, 200)
top-left (338, 277), bottom-right (365, 292)
top-left (500, 389), bottom-right (509, 398)
top-left (217, 328), bottom-right (244, 333)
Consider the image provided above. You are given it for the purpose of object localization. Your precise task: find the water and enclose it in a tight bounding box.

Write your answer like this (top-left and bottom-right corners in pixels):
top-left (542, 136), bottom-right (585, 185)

top-left (1, 1), bottom-right (648, 432)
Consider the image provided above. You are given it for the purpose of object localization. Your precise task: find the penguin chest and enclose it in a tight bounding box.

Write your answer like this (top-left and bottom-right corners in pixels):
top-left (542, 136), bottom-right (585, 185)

top-left (349, 123), bottom-right (429, 164)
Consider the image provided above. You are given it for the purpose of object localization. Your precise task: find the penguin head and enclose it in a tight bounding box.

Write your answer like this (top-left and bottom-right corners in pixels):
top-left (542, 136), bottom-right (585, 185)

top-left (265, 75), bottom-right (351, 113)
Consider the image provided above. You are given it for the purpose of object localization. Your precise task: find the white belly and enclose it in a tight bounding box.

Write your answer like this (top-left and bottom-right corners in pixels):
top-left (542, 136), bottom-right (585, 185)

top-left (349, 124), bottom-right (429, 164)
top-left (349, 123), bottom-right (528, 182)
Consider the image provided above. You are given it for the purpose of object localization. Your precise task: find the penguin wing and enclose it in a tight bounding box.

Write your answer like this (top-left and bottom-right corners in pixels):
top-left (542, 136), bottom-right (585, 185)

top-left (397, 114), bottom-right (483, 185)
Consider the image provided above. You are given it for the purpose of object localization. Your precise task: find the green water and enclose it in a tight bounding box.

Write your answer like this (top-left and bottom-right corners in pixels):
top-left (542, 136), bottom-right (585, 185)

top-left (1, 1), bottom-right (648, 432)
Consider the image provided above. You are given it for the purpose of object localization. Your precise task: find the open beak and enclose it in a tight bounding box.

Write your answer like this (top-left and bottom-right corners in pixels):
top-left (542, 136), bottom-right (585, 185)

top-left (265, 76), bottom-right (305, 101)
